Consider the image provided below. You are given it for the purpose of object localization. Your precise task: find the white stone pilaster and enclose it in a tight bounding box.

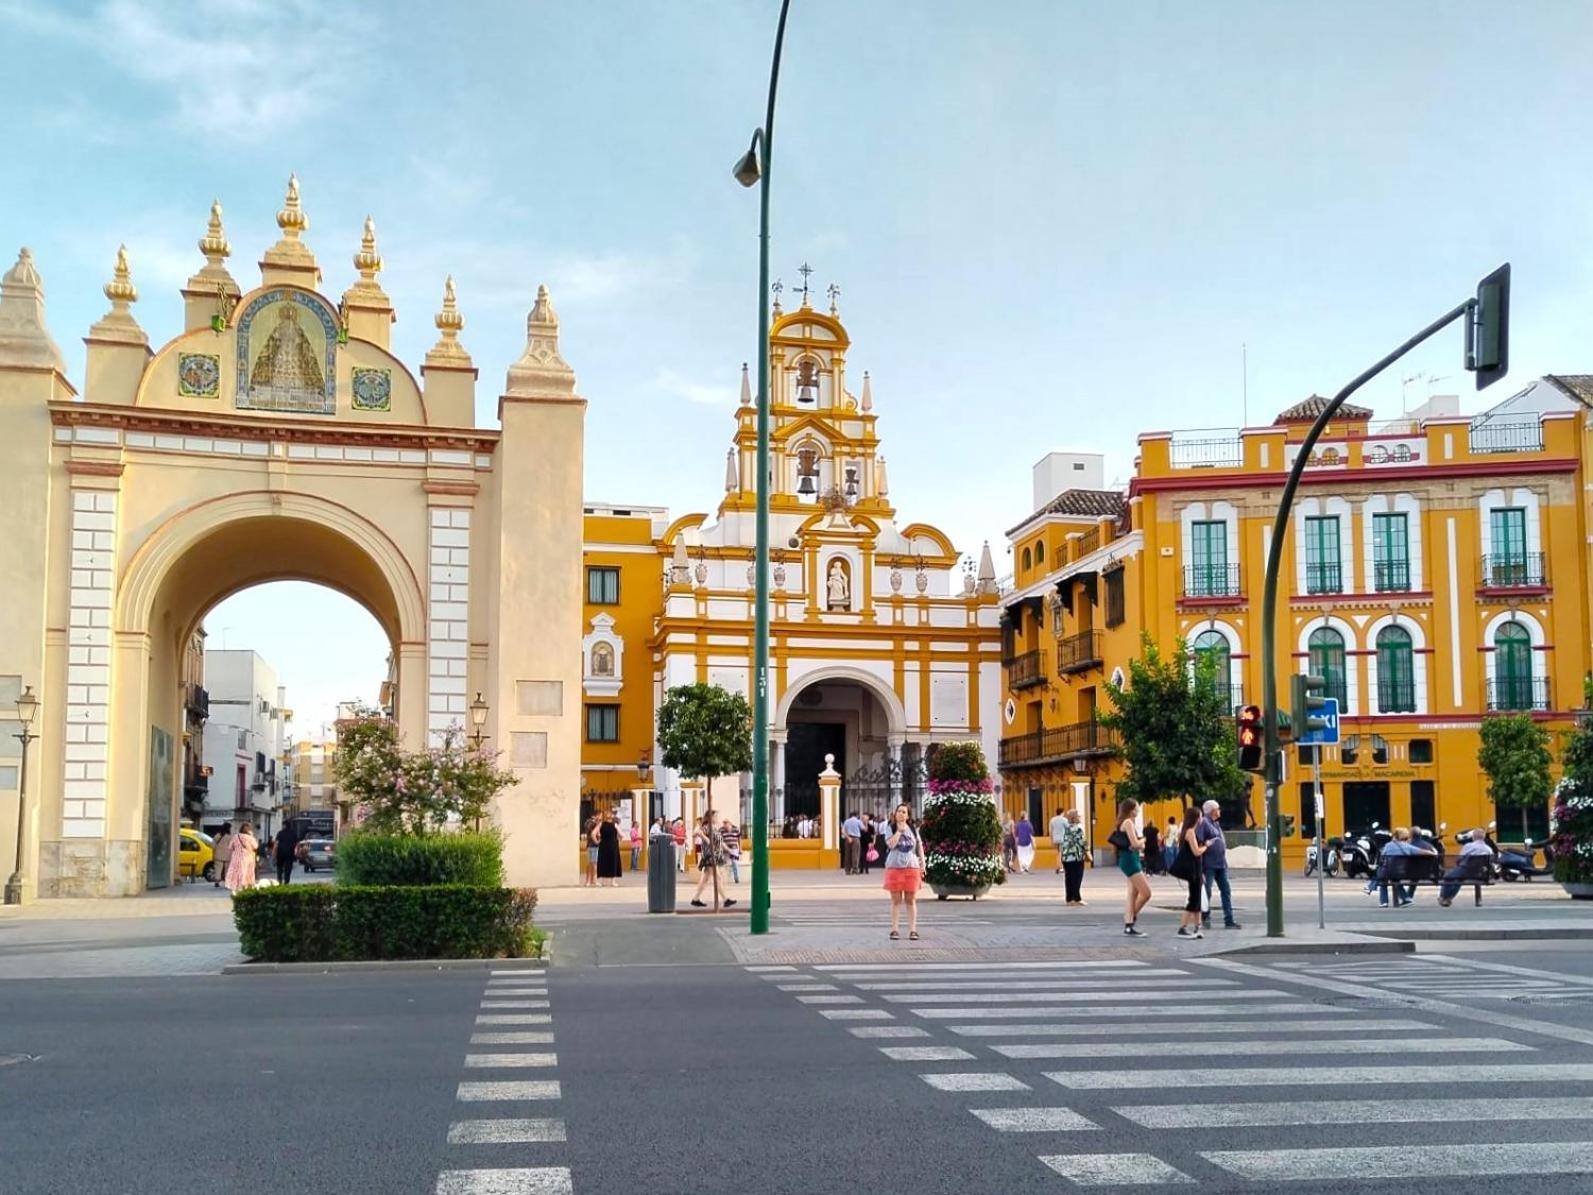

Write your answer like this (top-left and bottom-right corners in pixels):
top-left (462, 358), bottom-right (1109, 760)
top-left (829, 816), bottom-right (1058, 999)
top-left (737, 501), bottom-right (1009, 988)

top-left (427, 506), bottom-right (472, 744)
top-left (62, 489), bottom-right (117, 838)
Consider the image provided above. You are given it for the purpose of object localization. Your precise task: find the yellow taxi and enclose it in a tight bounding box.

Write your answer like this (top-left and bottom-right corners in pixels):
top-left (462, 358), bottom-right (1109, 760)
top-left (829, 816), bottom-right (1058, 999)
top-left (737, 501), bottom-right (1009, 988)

top-left (178, 827), bottom-right (216, 882)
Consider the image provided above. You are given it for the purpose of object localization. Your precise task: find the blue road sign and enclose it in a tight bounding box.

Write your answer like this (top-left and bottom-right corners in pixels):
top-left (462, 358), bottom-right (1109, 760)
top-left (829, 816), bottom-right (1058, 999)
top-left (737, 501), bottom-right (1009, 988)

top-left (1295, 697), bottom-right (1340, 746)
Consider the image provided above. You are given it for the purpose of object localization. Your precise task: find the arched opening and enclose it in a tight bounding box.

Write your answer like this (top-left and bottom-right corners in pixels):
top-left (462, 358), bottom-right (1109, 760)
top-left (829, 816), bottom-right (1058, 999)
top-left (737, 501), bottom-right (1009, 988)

top-left (128, 512), bottom-right (419, 891)
top-left (1492, 620), bottom-right (1534, 710)
top-left (1308, 626), bottom-right (1348, 709)
top-left (1375, 625), bottom-right (1415, 713)
top-left (1191, 629), bottom-right (1233, 708)
top-left (778, 674), bottom-right (909, 827)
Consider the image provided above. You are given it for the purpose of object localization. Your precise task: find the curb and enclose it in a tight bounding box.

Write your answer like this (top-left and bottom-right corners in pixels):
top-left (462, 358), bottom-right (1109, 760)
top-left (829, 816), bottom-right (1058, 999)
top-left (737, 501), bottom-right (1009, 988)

top-left (222, 958), bottom-right (547, 976)
top-left (1208, 938), bottom-right (1414, 957)
top-left (1358, 927), bottom-right (1593, 942)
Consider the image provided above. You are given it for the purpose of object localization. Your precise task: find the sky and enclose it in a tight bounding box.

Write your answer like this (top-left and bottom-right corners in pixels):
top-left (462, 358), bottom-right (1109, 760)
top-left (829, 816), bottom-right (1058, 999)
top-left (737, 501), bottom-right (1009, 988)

top-left (6, 0), bottom-right (1593, 733)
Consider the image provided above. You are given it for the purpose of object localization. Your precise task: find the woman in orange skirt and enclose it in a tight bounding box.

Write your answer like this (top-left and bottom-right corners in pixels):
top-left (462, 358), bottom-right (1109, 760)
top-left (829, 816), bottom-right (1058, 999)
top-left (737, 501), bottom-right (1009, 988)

top-left (882, 803), bottom-right (924, 940)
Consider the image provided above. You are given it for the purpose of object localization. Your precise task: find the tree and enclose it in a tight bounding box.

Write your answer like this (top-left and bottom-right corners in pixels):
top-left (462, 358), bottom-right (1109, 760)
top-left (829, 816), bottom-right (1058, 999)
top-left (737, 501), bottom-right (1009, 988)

top-left (656, 683), bottom-right (753, 814)
top-left (1478, 712), bottom-right (1553, 841)
top-left (1098, 634), bottom-right (1247, 812)
top-left (1552, 715), bottom-right (1593, 884)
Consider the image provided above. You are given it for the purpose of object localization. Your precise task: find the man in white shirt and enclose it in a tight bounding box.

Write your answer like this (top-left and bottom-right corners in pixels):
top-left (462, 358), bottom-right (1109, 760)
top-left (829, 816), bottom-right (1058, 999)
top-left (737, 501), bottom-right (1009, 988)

top-left (1048, 807), bottom-right (1069, 873)
top-left (841, 811), bottom-right (863, 874)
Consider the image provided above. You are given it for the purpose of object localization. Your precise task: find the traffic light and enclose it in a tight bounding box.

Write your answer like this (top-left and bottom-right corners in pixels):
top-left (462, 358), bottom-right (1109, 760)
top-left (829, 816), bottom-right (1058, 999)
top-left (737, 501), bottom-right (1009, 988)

top-left (1236, 704), bottom-right (1264, 773)
top-left (1467, 262), bottom-right (1510, 391)
top-left (1291, 673), bottom-right (1329, 742)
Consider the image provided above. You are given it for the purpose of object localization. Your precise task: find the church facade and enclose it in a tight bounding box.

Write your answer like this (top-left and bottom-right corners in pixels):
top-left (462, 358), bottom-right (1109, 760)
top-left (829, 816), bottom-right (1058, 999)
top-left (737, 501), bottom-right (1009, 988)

top-left (580, 288), bottom-right (1002, 862)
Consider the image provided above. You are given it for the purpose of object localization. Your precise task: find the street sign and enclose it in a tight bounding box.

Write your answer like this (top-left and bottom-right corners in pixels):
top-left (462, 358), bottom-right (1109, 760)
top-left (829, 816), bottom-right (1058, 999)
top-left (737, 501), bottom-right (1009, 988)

top-left (1294, 697), bottom-right (1339, 746)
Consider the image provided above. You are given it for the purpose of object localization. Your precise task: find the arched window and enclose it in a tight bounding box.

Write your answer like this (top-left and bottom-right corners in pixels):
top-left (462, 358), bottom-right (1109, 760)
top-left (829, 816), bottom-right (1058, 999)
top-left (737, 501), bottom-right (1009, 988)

top-left (1035, 541), bottom-right (1046, 564)
top-left (590, 642), bottom-right (615, 678)
top-left (1021, 547), bottom-right (1032, 571)
top-left (1376, 625), bottom-right (1415, 713)
top-left (1493, 620), bottom-right (1534, 710)
top-left (1192, 630), bottom-right (1233, 706)
top-left (1308, 627), bottom-right (1348, 709)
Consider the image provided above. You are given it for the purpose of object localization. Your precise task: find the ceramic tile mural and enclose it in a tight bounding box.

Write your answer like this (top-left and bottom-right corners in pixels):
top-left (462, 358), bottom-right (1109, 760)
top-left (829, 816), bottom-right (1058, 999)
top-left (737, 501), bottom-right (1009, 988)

top-left (351, 367), bottom-right (392, 412)
top-left (176, 352), bottom-right (221, 398)
top-left (234, 288), bottom-right (338, 414)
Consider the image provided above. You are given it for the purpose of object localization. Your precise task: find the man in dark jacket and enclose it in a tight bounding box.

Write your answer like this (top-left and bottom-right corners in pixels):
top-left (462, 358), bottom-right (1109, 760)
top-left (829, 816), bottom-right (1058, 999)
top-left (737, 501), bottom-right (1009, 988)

top-left (273, 820), bottom-right (300, 885)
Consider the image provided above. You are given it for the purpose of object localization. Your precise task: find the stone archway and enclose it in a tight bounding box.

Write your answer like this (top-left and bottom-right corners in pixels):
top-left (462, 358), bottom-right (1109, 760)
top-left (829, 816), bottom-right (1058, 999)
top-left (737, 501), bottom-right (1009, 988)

top-left (776, 667), bottom-right (908, 822)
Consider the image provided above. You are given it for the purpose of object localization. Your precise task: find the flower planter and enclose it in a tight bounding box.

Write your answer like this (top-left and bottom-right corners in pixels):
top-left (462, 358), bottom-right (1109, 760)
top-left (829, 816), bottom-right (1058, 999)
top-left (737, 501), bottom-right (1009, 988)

top-left (931, 882), bottom-right (991, 901)
top-left (1561, 882), bottom-right (1593, 900)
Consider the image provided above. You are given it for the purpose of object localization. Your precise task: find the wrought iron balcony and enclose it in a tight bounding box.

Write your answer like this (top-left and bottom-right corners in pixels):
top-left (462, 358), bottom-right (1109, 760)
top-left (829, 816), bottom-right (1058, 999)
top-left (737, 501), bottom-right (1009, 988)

top-left (1372, 560), bottom-right (1411, 593)
top-left (1469, 420), bottom-right (1543, 455)
top-left (1487, 676), bottom-right (1551, 712)
top-left (1056, 631), bottom-right (1103, 675)
top-left (1183, 564), bottom-right (1242, 599)
top-left (1006, 650), bottom-right (1045, 690)
top-left (1375, 680), bottom-right (1417, 714)
top-left (184, 683), bottom-right (209, 720)
top-left (1304, 562), bottom-right (1342, 595)
top-left (1479, 553), bottom-right (1546, 590)
top-left (1169, 438), bottom-right (1243, 469)
top-left (998, 721), bottom-right (1120, 769)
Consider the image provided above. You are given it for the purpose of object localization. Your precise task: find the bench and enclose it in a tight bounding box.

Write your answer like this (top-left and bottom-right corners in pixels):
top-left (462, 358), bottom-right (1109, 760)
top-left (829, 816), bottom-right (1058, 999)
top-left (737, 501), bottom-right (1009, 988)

top-left (1377, 852), bottom-right (1493, 906)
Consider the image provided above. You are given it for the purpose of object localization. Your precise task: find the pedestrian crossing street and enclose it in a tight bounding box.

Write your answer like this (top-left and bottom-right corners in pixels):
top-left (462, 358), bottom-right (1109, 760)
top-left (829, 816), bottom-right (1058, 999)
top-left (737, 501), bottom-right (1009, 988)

top-left (436, 967), bottom-right (572, 1195)
top-left (747, 956), bottom-right (1593, 1188)
top-left (1270, 954), bottom-right (1593, 1001)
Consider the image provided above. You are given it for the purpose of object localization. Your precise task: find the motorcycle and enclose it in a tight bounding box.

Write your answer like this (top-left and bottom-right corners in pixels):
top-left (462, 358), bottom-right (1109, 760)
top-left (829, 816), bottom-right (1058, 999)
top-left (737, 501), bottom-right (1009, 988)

top-left (1304, 836), bottom-right (1341, 877)
top-left (1342, 822), bottom-right (1380, 880)
top-left (1498, 837), bottom-right (1553, 881)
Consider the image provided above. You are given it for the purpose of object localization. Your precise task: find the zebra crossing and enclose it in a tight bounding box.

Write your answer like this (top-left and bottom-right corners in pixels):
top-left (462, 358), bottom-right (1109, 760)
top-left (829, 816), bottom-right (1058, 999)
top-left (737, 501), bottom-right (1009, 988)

top-left (751, 956), bottom-right (1593, 1187)
top-left (1269, 954), bottom-right (1593, 1001)
top-left (437, 967), bottom-right (573, 1195)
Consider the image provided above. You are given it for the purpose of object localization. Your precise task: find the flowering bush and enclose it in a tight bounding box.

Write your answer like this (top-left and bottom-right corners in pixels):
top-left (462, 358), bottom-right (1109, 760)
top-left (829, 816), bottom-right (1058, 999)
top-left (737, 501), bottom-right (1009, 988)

top-left (1554, 715), bottom-right (1593, 886)
top-left (920, 742), bottom-right (1005, 889)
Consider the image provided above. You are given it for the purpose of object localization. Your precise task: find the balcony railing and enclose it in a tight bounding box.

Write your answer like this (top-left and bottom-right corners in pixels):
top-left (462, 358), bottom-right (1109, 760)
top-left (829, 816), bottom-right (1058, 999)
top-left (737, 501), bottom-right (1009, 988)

top-left (1469, 419), bottom-right (1543, 455)
top-left (1056, 631), bottom-right (1103, 675)
top-left (1304, 562), bottom-right (1342, 595)
top-left (1376, 680), bottom-right (1417, 714)
top-left (1078, 526), bottom-right (1101, 556)
top-left (1488, 676), bottom-right (1551, 712)
top-left (1372, 559), bottom-right (1411, 593)
top-left (1480, 553), bottom-right (1546, 589)
top-left (998, 721), bottom-right (1120, 769)
top-left (1169, 438), bottom-right (1243, 469)
top-left (184, 683), bottom-right (209, 720)
top-left (1183, 564), bottom-right (1242, 599)
top-left (1006, 650), bottom-right (1045, 690)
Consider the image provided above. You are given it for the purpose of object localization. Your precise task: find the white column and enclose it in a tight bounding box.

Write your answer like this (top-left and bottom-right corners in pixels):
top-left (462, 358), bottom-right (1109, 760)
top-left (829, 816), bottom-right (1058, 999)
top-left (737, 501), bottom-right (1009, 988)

top-left (426, 507), bottom-right (471, 745)
top-left (62, 489), bottom-right (117, 840)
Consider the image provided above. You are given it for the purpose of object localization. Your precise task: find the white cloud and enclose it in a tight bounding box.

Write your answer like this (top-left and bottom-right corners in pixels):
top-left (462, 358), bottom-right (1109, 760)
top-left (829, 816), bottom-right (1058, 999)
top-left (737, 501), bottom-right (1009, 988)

top-left (650, 367), bottom-right (735, 408)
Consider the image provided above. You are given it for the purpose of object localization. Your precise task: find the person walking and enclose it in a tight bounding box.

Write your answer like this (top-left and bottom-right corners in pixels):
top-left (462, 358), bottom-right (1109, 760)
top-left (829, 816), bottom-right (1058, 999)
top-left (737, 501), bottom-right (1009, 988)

top-left (672, 817), bottom-right (687, 872)
top-left (857, 812), bottom-right (875, 875)
top-left (1197, 800), bottom-right (1240, 929)
top-left (883, 803), bottom-right (924, 940)
top-left (1001, 817), bottom-right (1018, 873)
top-left (629, 820), bottom-right (643, 872)
top-left (1015, 813), bottom-right (1036, 874)
top-left (842, 809), bottom-right (863, 874)
top-left (273, 820), bottom-right (300, 886)
top-left (690, 810), bottom-right (736, 909)
top-left (720, 817), bottom-right (743, 884)
top-left (1172, 806), bottom-right (1209, 939)
top-left (1142, 822), bottom-right (1164, 876)
top-left (1058, 808), bottom-right (1087, 905)
top-left (1111, 798), bottom-right (1151, 936)
top-left (224, 822), bottom-right (258, 893)
top-left (1164, 817), bottom-right (1180, 872)
top-left (211, 822), bottom-right (233, 888)
top-left (582, 816), bottom-right (600, 887)
top-left (1049, 806), bottom-right (1069, 873)
top-left (596, 810), bottom-right (623, 887)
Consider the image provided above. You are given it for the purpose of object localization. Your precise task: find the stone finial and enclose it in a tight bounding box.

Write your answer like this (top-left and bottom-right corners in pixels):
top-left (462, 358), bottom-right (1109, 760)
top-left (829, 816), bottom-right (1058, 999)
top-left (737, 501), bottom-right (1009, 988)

top-left (104, 245), bottom-right (138, 305)
top-left (278, 173), bottom-right (307, 238)
top-left (342, 215), bottom-right (392, 318)
top-left (262, 173), bottom-right (319, 276)
top-left (199, 200), bottom-right (231, 263)
top-left (353, 215), bottom-right (381, 277)
top-left (0, 247), bottom-right (67, 372)
top-left (739, 362), bottom-right (752, 409)
top-left (861, 370), bottom-right (873, 412)
top-left (504, 284), bottom-right (577, 398)
top-left (186, 201), bottom-right (240, 313)
top-left (425, 275), bottom-right (472, 366)
top-left (976, 540), bottom-right (998, 595)
top-left (724, 447), bottom-right (739, 492)
top-left (876, 454), bottom-right (889, 497)
top-left (88, 244), bottom-right (147, 345)
top-left (669, 536), bottom-right (691, 587)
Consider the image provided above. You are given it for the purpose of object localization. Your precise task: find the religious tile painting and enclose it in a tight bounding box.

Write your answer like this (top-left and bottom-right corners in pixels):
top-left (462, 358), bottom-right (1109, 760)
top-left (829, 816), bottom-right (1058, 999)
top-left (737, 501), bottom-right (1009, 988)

top-left (176, 352), bottom-right (221, 398)
top-left (234, 289), bottom-right (338, 414)
top-left (350, 367), bottom-right (392, 412)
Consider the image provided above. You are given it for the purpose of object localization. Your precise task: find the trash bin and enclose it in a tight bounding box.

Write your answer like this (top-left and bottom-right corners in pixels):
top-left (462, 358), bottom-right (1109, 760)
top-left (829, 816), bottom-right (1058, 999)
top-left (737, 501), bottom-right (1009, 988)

top-left (648, 832), bottom-right (677, 913)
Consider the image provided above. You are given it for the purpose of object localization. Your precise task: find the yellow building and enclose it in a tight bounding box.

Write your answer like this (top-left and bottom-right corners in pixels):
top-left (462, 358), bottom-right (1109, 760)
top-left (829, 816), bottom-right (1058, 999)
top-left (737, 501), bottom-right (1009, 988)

top-left (1002, 390), bottom-right (1588, 858)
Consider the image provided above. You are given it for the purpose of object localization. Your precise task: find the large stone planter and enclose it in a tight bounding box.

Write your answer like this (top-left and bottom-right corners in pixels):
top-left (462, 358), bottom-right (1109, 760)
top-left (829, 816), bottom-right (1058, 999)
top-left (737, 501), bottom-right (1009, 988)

top-left (931, 882), bottom-right (992, 901)
top-left (1561, 882), bottom-right (1593, 900)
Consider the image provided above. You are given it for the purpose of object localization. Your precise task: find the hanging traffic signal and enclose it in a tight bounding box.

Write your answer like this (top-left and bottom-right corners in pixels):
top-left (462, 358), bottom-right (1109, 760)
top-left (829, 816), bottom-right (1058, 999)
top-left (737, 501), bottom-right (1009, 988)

top-left (1467, 263), bottom-right (1510, 391)
top-left (1236, 704), bottom-right (1264, 773)
top-left (1291, 673), bottom-right (1330, 743)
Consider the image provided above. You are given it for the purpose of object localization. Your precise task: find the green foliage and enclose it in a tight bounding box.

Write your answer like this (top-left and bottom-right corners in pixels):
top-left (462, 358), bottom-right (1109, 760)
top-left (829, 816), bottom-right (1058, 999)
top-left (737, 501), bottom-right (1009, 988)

top-left (926, 741), bottom-right (988, 785)
top-left (336, 831), bottom-right (504, 887)
top-left (233, 884), bottom-right (538, 963)
top-left (1554, 716), bottom-right (1593, 884)
top-left (334, 706), bottom-right (517, 835)
top-left (920, 740), bottom-right (1006, 889)
top-left (656, 683), bottom-right (753, 790)
top-left (1478, 713), bottom-right (1553, 840)
top-left (1098, 634), bottom-right (1247, 809)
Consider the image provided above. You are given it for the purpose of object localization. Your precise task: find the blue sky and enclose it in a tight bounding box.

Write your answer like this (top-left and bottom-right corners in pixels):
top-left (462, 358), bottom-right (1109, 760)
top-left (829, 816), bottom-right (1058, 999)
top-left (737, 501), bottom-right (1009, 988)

top-left (6, 0), bottom-right (1593, 733)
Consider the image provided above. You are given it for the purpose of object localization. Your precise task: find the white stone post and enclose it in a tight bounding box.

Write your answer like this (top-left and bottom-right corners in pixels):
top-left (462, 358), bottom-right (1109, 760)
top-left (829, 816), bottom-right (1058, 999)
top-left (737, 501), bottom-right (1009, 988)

top-left (818, 753), bottom-right (841, 852)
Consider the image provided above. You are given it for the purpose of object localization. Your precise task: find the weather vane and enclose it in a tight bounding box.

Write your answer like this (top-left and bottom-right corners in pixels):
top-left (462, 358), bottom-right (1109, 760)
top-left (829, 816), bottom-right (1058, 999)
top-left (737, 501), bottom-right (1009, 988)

top-left (797, 262), bottom-right (813, 304)
top-left (826, 283), bottom-right (840, 315)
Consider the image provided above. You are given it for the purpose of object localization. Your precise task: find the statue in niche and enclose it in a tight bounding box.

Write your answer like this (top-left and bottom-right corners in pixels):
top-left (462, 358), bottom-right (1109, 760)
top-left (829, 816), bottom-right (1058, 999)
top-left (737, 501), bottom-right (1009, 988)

top-left (590, 642), bottom-right (614, 678)
top-left (249, 302), bottom-right (325, 398)
top-left (827, 560), bottom-right (850, 611)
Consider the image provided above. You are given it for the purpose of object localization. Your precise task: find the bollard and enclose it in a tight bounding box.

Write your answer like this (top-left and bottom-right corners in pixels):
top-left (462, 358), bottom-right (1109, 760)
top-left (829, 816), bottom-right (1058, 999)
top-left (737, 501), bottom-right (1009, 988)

top-left (648, 833), bottom-right (677, 913)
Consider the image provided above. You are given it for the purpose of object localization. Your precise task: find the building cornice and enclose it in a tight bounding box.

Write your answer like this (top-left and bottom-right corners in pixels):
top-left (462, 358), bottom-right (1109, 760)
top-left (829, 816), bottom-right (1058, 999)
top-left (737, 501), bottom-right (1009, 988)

top-left (1130, 457), bottom-right (1577, 495)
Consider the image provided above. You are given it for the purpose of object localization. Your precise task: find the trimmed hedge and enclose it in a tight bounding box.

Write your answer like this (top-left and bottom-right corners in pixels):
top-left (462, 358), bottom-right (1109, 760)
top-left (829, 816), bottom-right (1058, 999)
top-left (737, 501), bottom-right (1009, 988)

top-left (233, 884), bottom-right (537, 963)
top-left (335, 831), bottom-right (505, 887)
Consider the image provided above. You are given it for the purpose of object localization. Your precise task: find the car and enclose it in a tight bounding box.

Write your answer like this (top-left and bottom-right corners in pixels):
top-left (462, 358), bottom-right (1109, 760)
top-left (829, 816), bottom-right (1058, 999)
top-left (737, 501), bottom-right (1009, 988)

top-left (301, 838), bottom-right (336, 872)
top-left (178, 828), bottom-right (216, 882)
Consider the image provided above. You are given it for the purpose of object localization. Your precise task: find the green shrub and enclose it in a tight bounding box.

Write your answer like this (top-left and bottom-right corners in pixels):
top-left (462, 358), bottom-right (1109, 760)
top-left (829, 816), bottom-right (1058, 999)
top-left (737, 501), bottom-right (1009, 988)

top-left (232, 884), bottom-right (537, 963)
top-left (336, 831), bottom-right (504, 887)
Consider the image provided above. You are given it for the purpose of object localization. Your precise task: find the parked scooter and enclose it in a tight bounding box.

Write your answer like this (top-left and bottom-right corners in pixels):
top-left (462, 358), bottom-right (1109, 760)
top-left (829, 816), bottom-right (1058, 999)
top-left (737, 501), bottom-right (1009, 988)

top-left (1412, 822), bottom-right (1448, 867)
top-left (1498, 838), bottom-right (1553, 881)
top-left (1342, 823), bottom-right (1380, 879)
top-left (1304, 836), bottom-right (1341, 877)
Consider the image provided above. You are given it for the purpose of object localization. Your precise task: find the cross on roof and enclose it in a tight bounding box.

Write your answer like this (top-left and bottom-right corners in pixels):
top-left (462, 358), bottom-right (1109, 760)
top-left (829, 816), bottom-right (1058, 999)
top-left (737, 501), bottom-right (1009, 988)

top-left (797, 262), bottom-right (813, 303)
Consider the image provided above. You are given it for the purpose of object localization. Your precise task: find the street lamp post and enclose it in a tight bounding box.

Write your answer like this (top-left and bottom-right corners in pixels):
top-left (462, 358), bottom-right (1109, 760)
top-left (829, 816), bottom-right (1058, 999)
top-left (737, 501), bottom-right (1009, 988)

top-left (733, 0), bottom-right (793, 937)
top-left (5, 685), bottom-right (40, 905)
top-left (469, 691), bottom-right (490, 752)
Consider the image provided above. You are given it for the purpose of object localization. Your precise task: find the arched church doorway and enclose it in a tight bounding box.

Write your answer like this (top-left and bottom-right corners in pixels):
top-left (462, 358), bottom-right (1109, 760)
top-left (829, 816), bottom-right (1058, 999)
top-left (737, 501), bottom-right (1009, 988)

top-left (778, 674), bottom-right (910, 825)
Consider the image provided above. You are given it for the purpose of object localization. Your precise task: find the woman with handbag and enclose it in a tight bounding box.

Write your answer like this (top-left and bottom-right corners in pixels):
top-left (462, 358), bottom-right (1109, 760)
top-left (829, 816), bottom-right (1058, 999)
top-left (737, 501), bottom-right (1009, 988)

top-left (689, 810), bottom-right (736, 909)
top-left (1110, 798), bottom-right (1152, 936)
top-left (1172, 805), bottom-right (1209, 939)
top-left (859, 813), bottom-right (876, 874)
top-left (882, 803), bottom-right (924, 941)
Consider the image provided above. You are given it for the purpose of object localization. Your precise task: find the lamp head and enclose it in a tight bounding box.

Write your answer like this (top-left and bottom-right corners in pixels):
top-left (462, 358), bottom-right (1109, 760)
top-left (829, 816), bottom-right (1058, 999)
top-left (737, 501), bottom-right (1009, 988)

top-left (732, 130), bottom-right (763, 188)
top-left (637, 751), bottom-right (651, 779)
top-left (15, 685), bottom-right (38, 728)
top-left (470, 691), bottom-right (489, 729)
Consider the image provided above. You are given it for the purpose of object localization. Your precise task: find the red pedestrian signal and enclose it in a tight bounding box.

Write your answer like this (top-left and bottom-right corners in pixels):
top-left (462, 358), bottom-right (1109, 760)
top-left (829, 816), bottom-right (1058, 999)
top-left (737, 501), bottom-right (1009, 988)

top-left (1236, 704), bottom-right (1264, 773)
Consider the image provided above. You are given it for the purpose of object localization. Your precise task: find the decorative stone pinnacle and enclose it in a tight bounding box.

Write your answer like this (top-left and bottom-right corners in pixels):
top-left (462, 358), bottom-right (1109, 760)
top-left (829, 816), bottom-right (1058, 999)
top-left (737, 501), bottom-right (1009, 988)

top-left (739, 361), bottom-right (752, 409)
top-left (504, 282), bottom-right (576, 397)
top-left (277, 173), bottom-right (306, 237)
top-left (426, 275), bottom-right (471, 365)
top-left (104, 244), bottom-right (137, 305)
top-left (353, 215), bottom-right (382, 277)
top-left (89, 244), bottom-right (146, 344)
top-left (0, 246), bottom-right (67, 371)
top-left (199, 200), bottom-right (230, 261)
top-left (263, 174), bottom-right (318, 275)
top-left (861, 370), bottom-right (873, 412)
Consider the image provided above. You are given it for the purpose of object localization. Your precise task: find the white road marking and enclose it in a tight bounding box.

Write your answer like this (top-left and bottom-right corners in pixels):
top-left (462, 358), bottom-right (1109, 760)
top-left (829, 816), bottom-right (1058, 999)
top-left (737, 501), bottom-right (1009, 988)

top-left (849, 1027), bottom-right (931, 1039)
top-left (1204, 1142), bottom-right (1593, 1182)
top-left (746, 965), bottom-right (798, 972)
top-left (481, 1001), bottom-right (551, 1009)
top-left (971, 1107), bottom-right (1099, 1132)
top-left (796, 995), bottom-right (864, 1005)
top-left (1039, 1152), bottom-right (1193, 1185)
top-left (776, 984), bottom-right (838, 991)
top-left (455, 1081), bottom-right (561, 1102)
top-left (819, 1009), bottom-right (894, 1021)
top-left (476, 1015), bottom-right (553, 1026)
top-left (448, 1119), bottom-right (567, 1144)
top-left (920, 1001), bottom-right (1348, 1021)
top-left (464, 1053), bottom-right (558, 1069)
top-left (471, 1033), bottom-right (555, 1045)
top-left (879, 1046), bottom-right (976, 1062)
top-left (435, 1168), bottom-right (573, 1194)
top-left (919, 1071), bottom-right (1030, 1091)
top-left (1050, 1063), bottom-right (1593, 1090)
top-left (995, 1037), bottom-right (1522, 1060)
top-left (889, 986), bottom-right (1262, 1005)
top-left (1118, 1096), bottom-right (1593, 1129)
top-left (482, 989), bottom-right (548, 997)
top-left (950, 1018), bottom-right (1432, 1038)
top-left (853, 974), bottom-right (1216, 991)
top-left (816, 960), bottom-right (1150, 972)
